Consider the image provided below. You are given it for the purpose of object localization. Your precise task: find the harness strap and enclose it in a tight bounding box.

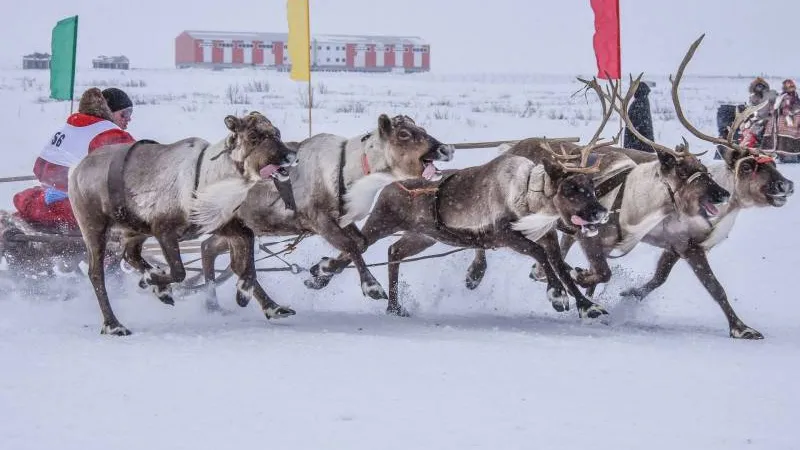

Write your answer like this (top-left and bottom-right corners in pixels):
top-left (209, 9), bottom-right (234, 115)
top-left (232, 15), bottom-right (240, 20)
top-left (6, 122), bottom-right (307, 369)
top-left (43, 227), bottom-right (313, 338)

top-left (108, 139), bottom-right (159, 228)
top-left (337, 141), bottom-right (347, 218)
top-left (191, 142), bottom-right (211, 199)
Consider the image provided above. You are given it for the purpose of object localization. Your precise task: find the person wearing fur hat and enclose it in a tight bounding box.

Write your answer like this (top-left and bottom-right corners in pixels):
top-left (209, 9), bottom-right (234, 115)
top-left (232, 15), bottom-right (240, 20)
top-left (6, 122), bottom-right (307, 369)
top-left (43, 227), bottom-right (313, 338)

top-left (12, 87), bottom-right (136, 231)
top-left (774, 79), bottom-right (800, 127)
top-left (740, 77), bottom-right (778, 148)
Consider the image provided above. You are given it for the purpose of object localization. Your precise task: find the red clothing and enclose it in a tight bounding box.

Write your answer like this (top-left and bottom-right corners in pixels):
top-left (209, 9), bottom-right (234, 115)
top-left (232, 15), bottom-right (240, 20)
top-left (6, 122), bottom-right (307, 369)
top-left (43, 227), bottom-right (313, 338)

top-left (13, 186), bottom-right (77, 231)
top-left (33, 113), bottom-right (135, 192)
top-left (16, 113), bottom-right (135, 231)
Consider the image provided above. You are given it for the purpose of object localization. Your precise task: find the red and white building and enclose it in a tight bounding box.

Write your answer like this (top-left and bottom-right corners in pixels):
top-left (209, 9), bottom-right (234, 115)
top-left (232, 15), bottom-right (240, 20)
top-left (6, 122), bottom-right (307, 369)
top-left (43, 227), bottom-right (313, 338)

top-left (175, 30), bottom-right (430, 73)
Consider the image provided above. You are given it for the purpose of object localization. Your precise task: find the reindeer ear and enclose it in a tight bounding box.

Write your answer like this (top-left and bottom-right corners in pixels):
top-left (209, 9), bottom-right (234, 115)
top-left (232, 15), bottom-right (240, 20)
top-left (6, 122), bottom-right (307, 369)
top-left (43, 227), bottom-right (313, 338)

top-left (655, 149), bottom-right (677, 171)
top-left (224, 115), bottom-right (241, 132)
top-left (541, 157), bottom-right (566, 181)
top-left (378, 114), bottom-right (392, 138)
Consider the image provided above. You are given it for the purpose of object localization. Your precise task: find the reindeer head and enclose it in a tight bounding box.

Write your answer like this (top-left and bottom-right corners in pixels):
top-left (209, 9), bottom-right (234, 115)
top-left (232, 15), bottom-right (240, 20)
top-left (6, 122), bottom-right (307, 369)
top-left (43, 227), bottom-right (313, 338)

top-left (720, 148), bottom-right (794, 207)
top-left (223, 111), bottom-right (298, 182)
top-left (534, 76), bottom-right (626, 236)
top-left (667, 34), bottom-right (794, 210)
top-left (373, 114), bottom-right (455, 181)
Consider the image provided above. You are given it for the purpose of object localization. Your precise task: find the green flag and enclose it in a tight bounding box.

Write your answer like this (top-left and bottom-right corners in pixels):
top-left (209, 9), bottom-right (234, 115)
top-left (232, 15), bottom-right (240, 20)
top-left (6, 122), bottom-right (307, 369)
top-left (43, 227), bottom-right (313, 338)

top-left (50, 15), bottom-right (78, 101)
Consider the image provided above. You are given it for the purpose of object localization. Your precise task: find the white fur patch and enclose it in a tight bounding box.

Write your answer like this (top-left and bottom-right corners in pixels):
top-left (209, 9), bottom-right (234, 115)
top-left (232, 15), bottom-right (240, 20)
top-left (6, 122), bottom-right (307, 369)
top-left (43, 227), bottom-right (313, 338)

top-left (511, 213), bottom-right (560, 242)
top-left (609, 210), bottom-right (669, 257)
top-left (338, 172), bottom-right (396, 226)
top-left (189, 177), bottom-right (257, 234)
top-left (701, 209), bottom-right (739, 250)
top-left (497, 143), bottom-right (514, 154)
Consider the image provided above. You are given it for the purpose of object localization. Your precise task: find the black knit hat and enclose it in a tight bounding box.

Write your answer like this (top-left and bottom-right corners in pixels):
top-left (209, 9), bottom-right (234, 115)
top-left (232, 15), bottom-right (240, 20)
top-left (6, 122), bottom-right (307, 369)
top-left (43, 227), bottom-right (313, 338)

top-left (101, 87), bottom-right (133, 112)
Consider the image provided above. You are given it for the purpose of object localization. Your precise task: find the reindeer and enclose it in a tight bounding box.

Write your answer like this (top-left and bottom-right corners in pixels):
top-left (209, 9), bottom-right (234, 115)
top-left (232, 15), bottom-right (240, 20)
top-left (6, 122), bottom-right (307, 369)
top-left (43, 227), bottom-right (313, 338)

top-left (466, 35), bottom-right (792, 339)
top-left (196, 114), bottom-right (455, 311)
top-left (302, 85), bottom-right (623, 318)
top-left (68, 110), bottom-right (298, 336)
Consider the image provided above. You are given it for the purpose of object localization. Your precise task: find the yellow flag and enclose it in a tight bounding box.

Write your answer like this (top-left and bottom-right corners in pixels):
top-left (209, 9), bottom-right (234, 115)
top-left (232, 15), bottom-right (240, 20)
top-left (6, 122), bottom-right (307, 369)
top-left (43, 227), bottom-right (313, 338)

top-left (287, 0), bottom-right (310, 81)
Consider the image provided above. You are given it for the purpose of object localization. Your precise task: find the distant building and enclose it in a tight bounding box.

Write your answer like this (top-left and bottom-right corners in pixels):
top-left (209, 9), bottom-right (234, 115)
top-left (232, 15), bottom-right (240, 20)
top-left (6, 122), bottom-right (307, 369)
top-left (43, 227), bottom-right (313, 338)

top-left (174, 30), bottom-right (430, 73)
top-left (23, 53), bottom-right (50, 70)
top-left (92, 55), bottom-right (130, 70)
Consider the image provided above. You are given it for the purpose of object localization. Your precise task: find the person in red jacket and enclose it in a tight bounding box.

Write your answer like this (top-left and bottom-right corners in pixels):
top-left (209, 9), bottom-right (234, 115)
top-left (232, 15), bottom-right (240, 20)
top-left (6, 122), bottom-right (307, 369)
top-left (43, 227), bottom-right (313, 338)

top-left (13, 87), bottom-right (136, 231)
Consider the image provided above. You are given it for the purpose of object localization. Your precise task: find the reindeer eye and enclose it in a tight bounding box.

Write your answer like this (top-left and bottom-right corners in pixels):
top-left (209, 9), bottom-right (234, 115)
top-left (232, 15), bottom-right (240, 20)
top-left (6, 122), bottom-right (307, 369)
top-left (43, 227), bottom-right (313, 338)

top-left (398, 130), bottom-right (412, 140)
top-left (741, 162), bottom-right (753, 173)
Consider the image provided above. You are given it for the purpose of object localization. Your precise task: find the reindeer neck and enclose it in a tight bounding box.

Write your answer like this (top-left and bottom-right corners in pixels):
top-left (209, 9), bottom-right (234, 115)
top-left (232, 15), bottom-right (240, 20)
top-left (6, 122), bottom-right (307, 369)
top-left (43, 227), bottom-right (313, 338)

top-left (340, 134), bottom-right (391, 191)
top-left (709, 162), bottom-right (744, 213)
top-left (197, 139), bottom-right (243, 187)
top-left (524, 165), bottom-right (560, 216)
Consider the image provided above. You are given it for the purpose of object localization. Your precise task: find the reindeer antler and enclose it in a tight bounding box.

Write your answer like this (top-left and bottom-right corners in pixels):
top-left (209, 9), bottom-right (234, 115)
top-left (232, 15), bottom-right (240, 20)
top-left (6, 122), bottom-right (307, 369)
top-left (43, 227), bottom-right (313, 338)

top-left (669, 34), bottom-right (764, 157)
top-left (543, 77), bottom-right (622, 174)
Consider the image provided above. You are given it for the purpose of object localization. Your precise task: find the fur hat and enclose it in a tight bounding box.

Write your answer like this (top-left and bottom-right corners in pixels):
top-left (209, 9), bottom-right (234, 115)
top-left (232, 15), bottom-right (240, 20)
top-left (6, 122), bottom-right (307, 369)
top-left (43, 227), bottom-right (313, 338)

top-left (77, 87), bottom-right (114, 121)
top-left (101, 88), bottom-right (133, 113)
top-left (749, 77), bottom-right (770, 94)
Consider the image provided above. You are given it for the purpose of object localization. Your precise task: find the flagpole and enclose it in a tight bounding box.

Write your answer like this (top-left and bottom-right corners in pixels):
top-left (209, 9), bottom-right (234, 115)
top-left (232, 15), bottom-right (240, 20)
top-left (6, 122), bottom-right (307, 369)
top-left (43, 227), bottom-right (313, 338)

top-left (306, 0), bottom-right (312, 138)
top-left (69, 15), bottom-right (79, 114)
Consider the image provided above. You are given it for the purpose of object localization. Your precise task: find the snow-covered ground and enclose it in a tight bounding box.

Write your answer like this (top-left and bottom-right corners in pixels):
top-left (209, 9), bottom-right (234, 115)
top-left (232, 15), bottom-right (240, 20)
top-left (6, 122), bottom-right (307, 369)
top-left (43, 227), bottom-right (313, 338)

top-left (0, 67), bottom-right (797, 449)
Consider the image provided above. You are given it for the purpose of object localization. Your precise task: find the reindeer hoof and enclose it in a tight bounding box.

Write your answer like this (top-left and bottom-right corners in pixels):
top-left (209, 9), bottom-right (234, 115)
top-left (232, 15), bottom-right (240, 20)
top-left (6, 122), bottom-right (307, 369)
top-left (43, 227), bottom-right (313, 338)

top-left (730, 326), bottom-right (764, 340)
top-left (620, 287), bottom-right (648, 300)
top-left (579, 304), bottom-right (609, 320)
top-left (264, 305), bottom-right (296, 319)
top-left (465, 274), bottom-right (483, 290)
top-left (304, 275), bottom-right (332, 290)
top-left (236, 291), bottom-right (250, 307)
top-left (386, 305), bottom-right (410, 317)
top-left (465, 261), bottom-right (487, 290)
top-left (546, 287), bottom-right (570, 312)
top-left (362, 281), bottom-right (388, 300)
top-left (101, 323), bottom-right (132, 336)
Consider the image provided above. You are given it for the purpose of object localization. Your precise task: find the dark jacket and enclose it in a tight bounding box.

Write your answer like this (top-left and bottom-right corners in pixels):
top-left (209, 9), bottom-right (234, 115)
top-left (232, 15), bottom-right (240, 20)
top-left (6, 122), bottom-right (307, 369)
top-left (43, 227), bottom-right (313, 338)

top-left (623, 82), bottom-right (654, 153)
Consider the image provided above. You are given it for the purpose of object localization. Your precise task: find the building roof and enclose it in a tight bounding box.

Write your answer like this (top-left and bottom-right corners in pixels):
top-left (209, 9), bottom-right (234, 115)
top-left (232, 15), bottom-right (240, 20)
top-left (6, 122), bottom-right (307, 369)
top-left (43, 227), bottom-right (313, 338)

top-left (181, 30), bottom-right (427, 46)
top-left (92, 55), bottom-right (129, 63)
top-left (24, 52), bottom-right (51, 59)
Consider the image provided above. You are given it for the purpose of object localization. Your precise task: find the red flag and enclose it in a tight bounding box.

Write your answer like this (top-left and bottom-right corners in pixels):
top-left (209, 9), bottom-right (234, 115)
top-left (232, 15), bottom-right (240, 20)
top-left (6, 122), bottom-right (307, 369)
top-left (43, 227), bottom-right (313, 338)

top-left (590, 0), bottom-right (621, 79)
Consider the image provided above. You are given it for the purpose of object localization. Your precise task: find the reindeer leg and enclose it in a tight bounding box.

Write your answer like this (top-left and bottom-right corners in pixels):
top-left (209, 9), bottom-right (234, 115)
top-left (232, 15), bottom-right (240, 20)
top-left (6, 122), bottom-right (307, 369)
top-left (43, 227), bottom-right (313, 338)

top-left (306, 207), bottom-right (401, 297)
top-left (465, 249), bottom-right (488, 290)
top-left (223, 221), bottom-right (295, 320)
top-left (200, 235), bottom-right (231, 312)
top-left (140, 231), bottom-right (188, 306)
top-left (537, 230), bottom-right (608, 319)
top-left (387, 233), bottom-right (437, 316)
top-left (120, 234), bottom-right (174, 306)
top-left (83, 220), bottom-right (131, 336)
top-left (620, 249), bottom-right (680, 300)
top-left (682, 246), bottom-right (763, 340)
top-left (531, 232), bottom-right (575, 282)
top-left (502, 231), bottom-right (572, 313)
top-left (569, 235), bottom-right (612, 296)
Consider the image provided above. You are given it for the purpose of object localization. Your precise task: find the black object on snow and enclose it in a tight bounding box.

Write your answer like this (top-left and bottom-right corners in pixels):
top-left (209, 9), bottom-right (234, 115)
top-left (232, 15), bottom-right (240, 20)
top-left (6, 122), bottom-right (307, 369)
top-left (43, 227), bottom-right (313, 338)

top-left (623, 82), bottom-right (655, 153)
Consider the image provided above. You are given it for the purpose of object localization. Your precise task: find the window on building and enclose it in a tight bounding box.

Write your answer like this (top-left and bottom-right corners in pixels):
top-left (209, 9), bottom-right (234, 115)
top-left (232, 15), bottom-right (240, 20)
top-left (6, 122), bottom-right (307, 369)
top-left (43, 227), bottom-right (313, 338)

top-left (326, 58), bottom-right (330, 62)
top-left (326, 46), bottom-right (330, 50)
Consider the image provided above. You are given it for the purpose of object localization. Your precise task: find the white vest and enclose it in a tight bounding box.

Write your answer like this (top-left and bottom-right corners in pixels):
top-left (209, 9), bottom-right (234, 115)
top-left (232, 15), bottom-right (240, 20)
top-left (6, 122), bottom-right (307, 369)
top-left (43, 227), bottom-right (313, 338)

top-left (39, 119), bottom-right (120, 167)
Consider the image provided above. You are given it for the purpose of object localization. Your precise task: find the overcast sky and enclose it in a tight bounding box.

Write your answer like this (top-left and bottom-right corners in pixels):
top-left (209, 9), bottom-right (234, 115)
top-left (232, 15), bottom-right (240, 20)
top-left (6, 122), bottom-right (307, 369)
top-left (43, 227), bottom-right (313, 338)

top-left (2, 0), bottom-right (797, 77)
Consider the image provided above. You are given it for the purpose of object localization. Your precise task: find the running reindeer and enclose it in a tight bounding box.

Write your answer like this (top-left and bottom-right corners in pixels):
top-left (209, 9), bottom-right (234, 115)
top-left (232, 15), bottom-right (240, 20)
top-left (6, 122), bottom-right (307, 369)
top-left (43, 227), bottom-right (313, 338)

top-left (467, 35), bottom-right (794, 339)
top-left (196, 114), bottom-right (455, 311)
top-left (303, 83), bottom-right (623, 318)
top-left (69, 111), bottom-right (298, 335)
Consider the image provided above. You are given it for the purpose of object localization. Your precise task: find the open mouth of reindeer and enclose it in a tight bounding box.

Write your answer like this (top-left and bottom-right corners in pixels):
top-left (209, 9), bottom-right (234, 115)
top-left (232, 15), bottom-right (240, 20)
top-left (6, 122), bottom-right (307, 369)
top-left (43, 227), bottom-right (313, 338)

top-left (421, 158), bottom-right (442, 181)
top-left (569, 212), bottom-right (609, 237)
top-left (766, 192), bottom-right (789, 207)
top-left (259, 155), bottom-right (298, 182)
top-left (699, 198), bottom-right (722, 218)
top-left (420, 144), bottom-right (454, 182)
